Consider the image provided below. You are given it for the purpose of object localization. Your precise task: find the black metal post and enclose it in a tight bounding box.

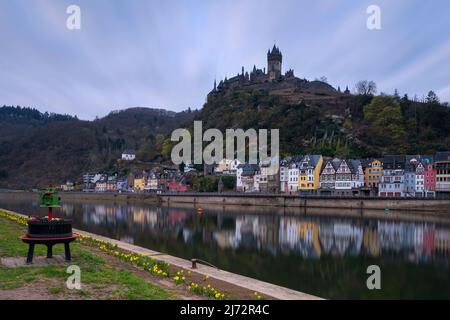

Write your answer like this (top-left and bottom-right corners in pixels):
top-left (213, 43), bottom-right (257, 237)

top-left (26, 243), bottom-right (35, 264)
top-left (46, 244), bottom-right (53, 258)
top-left (64, 242), bottom-right (72, 261)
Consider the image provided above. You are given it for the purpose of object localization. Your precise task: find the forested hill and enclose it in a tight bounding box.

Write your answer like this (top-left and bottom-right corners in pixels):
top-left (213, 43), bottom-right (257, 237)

top-left (198, 86), bottom-right (450, 158)
top-left (0, 106), bottom-right (197, 188)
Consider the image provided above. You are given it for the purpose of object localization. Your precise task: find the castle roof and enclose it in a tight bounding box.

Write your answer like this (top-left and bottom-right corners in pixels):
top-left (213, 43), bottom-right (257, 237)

top-left (268, 45), bottom-right (282, 56)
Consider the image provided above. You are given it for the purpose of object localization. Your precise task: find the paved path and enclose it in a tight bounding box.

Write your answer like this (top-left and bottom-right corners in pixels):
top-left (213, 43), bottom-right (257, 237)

top-left (1, 255), bottom-right (67, 267)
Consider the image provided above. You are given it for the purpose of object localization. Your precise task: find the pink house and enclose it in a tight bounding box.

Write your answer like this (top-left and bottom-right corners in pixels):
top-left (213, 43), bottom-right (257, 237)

top-left (424, 162), bottom-right (436, 197)
top-left (168, 177), bottom-right (190, 192)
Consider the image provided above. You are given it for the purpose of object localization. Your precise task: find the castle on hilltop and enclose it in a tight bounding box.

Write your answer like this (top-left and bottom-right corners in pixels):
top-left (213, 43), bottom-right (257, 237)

top-left (208, 45), bottom-right (340, 101)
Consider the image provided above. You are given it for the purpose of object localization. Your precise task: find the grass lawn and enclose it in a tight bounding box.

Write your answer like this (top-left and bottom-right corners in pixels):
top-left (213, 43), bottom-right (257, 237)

top-left (0, 217), bottom-right (175, 299)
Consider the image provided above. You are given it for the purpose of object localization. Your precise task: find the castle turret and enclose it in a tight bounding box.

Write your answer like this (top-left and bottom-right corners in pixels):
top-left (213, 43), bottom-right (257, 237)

top-left (344, 86), bottom-right (350, 94)
top-left (267, 45), bottom-right (282, 81)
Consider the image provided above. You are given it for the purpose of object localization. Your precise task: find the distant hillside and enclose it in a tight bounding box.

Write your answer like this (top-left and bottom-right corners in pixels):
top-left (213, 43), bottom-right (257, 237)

top-left (0, 106), bottom-right (197, 188)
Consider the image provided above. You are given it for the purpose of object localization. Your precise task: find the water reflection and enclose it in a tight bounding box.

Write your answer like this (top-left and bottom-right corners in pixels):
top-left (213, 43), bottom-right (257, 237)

top-left (2, 198), bottom-right (450, 298)
top-left (60, 203), bottom-right (450, 266)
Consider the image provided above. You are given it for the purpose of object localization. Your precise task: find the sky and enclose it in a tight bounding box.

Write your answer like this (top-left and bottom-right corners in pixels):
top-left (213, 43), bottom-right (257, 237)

top-left (1, 0), bottom-right (450, 120)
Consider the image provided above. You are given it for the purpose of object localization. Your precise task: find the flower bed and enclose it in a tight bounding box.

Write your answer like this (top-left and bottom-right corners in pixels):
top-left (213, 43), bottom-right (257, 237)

top-left (76, 233), bottom-right (226, 299)
top-left (0, 209), bottom-right (28, 226)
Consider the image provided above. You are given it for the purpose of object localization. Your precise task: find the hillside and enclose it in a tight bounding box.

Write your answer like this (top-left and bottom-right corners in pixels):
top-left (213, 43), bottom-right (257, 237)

top-left (0, 106), bottom-right (197, 188)
top-left (199, 82), bottom-right (450, 158)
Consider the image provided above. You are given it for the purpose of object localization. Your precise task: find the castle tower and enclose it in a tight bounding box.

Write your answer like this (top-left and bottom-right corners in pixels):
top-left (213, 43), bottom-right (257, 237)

top-left (267, 45), bottom-right (282, 81)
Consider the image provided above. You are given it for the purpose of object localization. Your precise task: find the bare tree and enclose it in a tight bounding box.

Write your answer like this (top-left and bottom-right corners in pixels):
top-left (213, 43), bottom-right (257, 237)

top-left (355, 80), bottom-right (377, 95)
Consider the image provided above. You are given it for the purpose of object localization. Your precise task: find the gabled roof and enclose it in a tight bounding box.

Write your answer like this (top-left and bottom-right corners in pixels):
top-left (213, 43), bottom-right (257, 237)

top-left (360, 158), bottom-right (381, 169)
top-left (238, 163), bottom-right (260, 176)
top-left (122, 149), bottom-right (136, 154)
top-left (382, 155), bottom-right (406, 169)
top-left (331, 158), bottom-right (342, 170)
top-left (360, 159), bottom-right (371, 169)
top-left (300, 154), bottom-right (321, 169)
top-left (288, 155), bottom-right (303, 164)
top-left (348, 160), bottom-right (362, 174)
top-left (320, 159), bottom-right (338, 174)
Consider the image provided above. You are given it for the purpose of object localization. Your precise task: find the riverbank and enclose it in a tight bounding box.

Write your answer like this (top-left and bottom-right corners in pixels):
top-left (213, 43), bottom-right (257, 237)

top-left (2, 190), bottom-right (450, 214)
top-left (0, 209), bottom-right (320, 300)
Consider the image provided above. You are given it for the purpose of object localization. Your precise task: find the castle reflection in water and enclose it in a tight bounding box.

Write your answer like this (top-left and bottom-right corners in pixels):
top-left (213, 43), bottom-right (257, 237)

top-left (59, 202), bottom-right (450, 267)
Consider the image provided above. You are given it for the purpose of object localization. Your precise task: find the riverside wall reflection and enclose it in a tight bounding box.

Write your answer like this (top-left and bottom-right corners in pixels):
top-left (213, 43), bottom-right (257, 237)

top-left (57, 202), bottom-right (450, 267)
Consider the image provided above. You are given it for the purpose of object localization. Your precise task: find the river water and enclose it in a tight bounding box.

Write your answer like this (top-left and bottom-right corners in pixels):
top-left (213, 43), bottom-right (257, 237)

top-left (1, 196), bottom-right (449, 299)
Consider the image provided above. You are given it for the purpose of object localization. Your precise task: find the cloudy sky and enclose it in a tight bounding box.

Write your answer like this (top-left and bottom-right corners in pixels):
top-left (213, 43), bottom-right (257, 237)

top-left (1, 0), bottom-right (450, 119)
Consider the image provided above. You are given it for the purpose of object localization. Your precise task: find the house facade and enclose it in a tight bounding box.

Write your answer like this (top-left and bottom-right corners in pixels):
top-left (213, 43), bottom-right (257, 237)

top-left (435, 152), bottom-right (450, 197)
top-left (363, 159), bottom-right (382, 189)
top-left (146, 172), bottom-right (159, 191)
top-left (259, 157), bottom-right (280, 193)
top-left (106, 176), bottom-right (117, 192)
top-left (424, 161), bottom-right (436, 197)
top-left (133, 173), bottom-right (146, 192)
top-left (287, 162), bottom-right (299, 193)
top-left (414, 161), bottom-right (425, 196)
top-left (404, 162), bottom-right (416, 197)
top-left (379, 156), bottom-right (405, 197)
top-left (61, 181), bottom-right (74, 192)
top-left (320, 159), bottom-right (338, 190)
top-left (236, 164), bottom-right (260, 192)
top-left (298, 155), bottom-right (323, 192)
top-left (168, 176), bottom-right (190, 192)
top-left (335, 159), bottom-right (352, 190)
top-left (83, 173), bottom-right (103, 191)
top-left (116, 178), bottom-right (128, 192)
top-left (279, 160), bottom-right (289, 193)
top-left (121, 149), bottom-right (136, 161)
top-left (349, 160), bottom-right (364, 188)
top-left (95, 177), bottom-right (108, 192)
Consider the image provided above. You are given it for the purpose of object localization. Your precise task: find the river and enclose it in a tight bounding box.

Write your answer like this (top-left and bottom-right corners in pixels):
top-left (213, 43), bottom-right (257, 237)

top-left (1, 195), bottom-right (450, 299)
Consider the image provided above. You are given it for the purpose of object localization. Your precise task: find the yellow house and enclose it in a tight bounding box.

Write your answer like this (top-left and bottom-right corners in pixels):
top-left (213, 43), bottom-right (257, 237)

top-left (133, 176), bottom-right (145, 191)
top-left (298, 155), bottom-right (323, 191)
top-left (363, 159), bottom-right (383, 188)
